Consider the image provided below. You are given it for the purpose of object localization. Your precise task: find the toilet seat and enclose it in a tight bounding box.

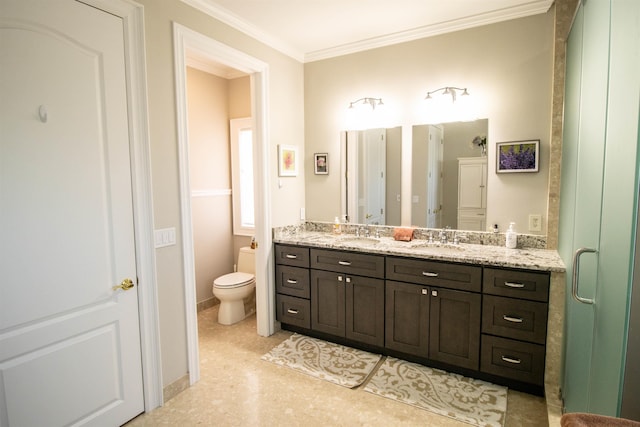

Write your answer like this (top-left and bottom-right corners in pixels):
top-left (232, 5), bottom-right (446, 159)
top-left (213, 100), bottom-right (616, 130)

top-left (213, 272), bottom-right (255, 289)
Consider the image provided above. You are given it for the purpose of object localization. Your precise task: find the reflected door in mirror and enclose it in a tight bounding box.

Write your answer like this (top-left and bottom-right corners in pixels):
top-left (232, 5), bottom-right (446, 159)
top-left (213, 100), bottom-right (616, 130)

top-left (346, 128), bottom-right (387, 224)
top-left (457, 157), bottom-right (487, 231)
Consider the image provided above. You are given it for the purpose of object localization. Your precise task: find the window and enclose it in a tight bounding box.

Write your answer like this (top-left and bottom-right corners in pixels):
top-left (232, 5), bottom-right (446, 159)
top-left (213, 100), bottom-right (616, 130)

top-left (230, 118), bottom-right (254, 235)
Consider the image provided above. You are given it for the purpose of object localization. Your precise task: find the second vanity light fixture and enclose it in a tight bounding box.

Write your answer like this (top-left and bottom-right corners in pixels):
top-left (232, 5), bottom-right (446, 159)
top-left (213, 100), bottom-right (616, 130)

top-left (348, 97), bottom-right (384, 110)
top-left (425, 86), bottom-right (470, 103)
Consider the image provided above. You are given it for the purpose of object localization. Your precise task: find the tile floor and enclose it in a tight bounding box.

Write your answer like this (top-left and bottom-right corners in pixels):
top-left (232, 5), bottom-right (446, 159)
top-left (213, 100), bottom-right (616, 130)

top-left (126, 305), bottom-right (549, 426)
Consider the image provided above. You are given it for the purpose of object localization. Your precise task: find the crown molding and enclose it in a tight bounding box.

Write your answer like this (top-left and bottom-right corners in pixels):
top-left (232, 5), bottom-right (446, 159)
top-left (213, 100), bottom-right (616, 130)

top-left (180, 0), bottom-right (304, 62)
top-left (305, 0), bottom-right (554, 62)
top-left (181, 0), bottom-right (553, 64)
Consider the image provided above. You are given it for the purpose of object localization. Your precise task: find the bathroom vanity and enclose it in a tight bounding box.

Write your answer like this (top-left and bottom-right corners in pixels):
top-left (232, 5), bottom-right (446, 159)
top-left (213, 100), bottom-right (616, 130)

top-left (273, 224), bottom-right (565, 396)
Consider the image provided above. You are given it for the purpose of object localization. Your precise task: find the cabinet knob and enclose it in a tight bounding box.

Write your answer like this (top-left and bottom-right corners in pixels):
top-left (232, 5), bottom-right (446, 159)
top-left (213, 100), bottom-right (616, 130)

top-left (337, 275), bottom-right (343, 281)
top-left (431, 290), bottom-right (438, 297)
top-left (346, 277), bottom-right (351, 283)
top-left (421, 289), bottom-right (428, 295)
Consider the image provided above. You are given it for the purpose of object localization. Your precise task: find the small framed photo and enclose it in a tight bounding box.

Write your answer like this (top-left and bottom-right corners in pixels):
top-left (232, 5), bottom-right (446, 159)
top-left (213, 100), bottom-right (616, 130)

top-left (278, 144), bottom-right (298, 177)
top-left (496, 139), bottom-right (540, 173)
top-left (314, 153), bottom-right (328, 175)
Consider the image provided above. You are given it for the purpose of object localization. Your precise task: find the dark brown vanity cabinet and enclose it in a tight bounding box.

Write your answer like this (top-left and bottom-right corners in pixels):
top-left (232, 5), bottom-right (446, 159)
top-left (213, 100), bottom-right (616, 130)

top-left (275, 245), bottom-right (311, 329)
top-left (275, 242), bottom-right (552, 393)
top-left (480, 267), bottom-right (550, 386)
top-left (385, 257), bottom-right (482, 370)
top-left (310, 249), bottom-right (385, 347)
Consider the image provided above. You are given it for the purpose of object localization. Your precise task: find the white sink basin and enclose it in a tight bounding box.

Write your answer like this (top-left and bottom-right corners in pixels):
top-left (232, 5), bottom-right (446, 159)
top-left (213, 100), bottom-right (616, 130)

top-left (408, 242), bottom-right (465, 252)
top-left (338, 236), bottom-right (381, 247)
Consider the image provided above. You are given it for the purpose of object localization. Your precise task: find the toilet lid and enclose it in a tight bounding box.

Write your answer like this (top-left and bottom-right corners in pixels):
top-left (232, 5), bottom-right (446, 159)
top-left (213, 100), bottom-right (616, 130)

top-left (213, 272), bottom-right (255, 289)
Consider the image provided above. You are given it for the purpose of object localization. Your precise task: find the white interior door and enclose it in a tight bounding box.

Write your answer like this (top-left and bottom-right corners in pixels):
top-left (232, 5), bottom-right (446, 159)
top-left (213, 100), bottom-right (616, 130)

top-left (359, 128), bottom-right (386, 225)
top-left (0, 1), bottom-right (144, 425)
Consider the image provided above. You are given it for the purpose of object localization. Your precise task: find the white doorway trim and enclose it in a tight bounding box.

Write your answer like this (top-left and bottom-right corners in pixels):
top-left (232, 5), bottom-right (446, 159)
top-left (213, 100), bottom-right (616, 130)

top-left (172, 23), bottom-right (275, 386)
top-left (86, 0), bottom-right (163, 411)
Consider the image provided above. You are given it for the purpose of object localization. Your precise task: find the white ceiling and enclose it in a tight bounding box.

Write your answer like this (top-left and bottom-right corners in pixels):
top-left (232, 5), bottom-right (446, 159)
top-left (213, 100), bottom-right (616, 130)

top-left (182, 0), bottom-right (554, 62)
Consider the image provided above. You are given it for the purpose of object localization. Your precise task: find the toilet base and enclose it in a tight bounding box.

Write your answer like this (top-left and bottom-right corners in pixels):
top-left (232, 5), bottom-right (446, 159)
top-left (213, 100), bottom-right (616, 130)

top-left (217, 299), bottom-right (247, 325)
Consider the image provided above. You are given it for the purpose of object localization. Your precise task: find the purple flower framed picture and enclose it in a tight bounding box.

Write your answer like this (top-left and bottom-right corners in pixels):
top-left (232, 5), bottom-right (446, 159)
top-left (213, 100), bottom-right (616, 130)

top-left (496, 139), bottom-right (540, 173)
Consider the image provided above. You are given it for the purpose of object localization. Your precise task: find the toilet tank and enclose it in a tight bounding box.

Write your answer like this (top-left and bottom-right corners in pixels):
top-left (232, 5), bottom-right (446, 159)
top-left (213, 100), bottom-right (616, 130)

top-left (237, 246), bottom-right (255, 275)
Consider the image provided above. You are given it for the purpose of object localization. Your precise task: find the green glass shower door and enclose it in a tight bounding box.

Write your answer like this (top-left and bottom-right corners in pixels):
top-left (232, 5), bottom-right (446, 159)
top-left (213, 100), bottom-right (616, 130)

top-left (559, 0), bottom-right (640, 416)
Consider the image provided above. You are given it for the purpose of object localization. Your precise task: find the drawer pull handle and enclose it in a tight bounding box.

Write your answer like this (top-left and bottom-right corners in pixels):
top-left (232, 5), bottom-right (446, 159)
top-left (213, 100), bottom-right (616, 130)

top-left (423, 272), bottom-right (439, 277)
top-left (338, 261), bottom-right (352, 266)
top-left (504, 281), bottom-right (525, 288)
top-left (503, 315), bottom-right (523, 323)
top-left (285, 254), bottom-right (298, 259)
top-left (501, 356), bottom-right (521, 364)
top-left (286, 279), bottom-right (298, 284)
top-left (287, 308), bottom-right (299, 315)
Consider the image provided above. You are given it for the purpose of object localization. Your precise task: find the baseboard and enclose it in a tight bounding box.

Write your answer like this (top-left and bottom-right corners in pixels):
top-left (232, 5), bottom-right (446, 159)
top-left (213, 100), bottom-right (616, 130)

top-left (197, 297), bottom-right (218, 312)
top-left (163, 374), bottom-right (190, 403)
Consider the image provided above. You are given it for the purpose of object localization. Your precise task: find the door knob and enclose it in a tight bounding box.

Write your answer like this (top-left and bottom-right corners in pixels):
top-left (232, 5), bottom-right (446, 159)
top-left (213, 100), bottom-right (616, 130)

top-left (113, 278), bottom-right (135, 291)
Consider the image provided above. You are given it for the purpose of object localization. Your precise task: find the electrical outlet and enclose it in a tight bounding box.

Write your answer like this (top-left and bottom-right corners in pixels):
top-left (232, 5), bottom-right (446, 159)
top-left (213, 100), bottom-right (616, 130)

top-left (528, 214), bottom-right (542, 232)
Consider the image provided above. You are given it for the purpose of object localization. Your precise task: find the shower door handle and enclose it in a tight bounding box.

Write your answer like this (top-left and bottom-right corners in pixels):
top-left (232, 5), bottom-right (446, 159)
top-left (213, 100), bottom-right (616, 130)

top-left (571, 247), bottom-right (597, 304)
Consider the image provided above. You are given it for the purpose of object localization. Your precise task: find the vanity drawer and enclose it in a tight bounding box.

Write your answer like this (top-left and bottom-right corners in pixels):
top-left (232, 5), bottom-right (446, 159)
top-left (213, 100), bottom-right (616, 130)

top-left (386, 256), bottom-right (482, 292)
top-left (480, 335), bottom-right (545, 386)
top-left (276, 265), bottom-right (310, 299)
top-left (482, 295), bottom-right (548, 344)
top-left (310, 248), bottom-right (384, 279)
top-left (276, 294), bottom-right (311, 329)
top-left (483, 267), bottom-right (549, 302)
top-left (275, 244), bottom-right (310, 268)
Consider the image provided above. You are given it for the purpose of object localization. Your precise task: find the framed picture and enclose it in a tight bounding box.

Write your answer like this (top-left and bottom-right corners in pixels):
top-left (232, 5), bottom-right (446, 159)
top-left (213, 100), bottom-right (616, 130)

top-left (278, 144), bottom-right (298, 177)
top-left (496, 139), bottom-right (540, 173)
top-left (314, 153), bottom-right (328, 175)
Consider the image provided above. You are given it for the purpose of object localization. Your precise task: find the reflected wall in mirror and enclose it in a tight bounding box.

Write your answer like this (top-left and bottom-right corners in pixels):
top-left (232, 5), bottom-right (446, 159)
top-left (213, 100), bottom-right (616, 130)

top-left (341, 119), bottom-right (487, 230)
top-left (412, 119), bottom-right (488, 230)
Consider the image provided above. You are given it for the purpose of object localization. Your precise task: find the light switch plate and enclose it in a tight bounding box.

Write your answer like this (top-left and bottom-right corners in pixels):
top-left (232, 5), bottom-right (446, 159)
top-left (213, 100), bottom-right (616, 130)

top-left (528, 214), bottom-right (542, 232)
top-left (154, 227), bottom-right (176, 248)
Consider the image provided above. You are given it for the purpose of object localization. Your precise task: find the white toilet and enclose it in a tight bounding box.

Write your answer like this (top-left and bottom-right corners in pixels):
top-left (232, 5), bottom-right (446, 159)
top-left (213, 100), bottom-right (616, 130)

top-left (212, 246), bottom-right (256, 325)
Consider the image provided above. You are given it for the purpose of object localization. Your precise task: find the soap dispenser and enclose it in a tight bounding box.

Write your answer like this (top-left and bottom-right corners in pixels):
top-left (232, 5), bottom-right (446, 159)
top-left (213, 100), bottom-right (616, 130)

top-left (505, 222), bottom-right (517, 249)
top-left (333, 216), bottom-right (342, 234)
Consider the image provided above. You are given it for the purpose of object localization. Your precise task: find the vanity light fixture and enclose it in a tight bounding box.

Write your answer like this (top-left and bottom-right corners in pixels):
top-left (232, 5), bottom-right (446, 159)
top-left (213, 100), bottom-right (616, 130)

top-left (348, 97), bottom-right (384, 110)
top-left (425, 86), bottom-right (469, 103)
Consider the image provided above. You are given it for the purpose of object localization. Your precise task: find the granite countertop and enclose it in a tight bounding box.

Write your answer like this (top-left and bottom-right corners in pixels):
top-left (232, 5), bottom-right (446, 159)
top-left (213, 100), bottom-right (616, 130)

top-left (273, 230), bottom-right (566, 273)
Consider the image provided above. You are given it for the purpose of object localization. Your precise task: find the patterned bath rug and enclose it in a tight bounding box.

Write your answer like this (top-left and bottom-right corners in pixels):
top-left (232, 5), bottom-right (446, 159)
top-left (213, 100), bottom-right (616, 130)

top-left (261, 333), bottom-right (382, 388)
top-left (364, 357), bottom-right (507, 427)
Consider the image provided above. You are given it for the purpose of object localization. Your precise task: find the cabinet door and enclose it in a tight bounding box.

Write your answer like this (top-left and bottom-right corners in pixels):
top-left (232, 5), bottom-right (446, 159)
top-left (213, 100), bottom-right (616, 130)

top-left (345, 276), bottom-right (384, 347)
top-left (385, 281), bottom-right (429, 357)
top-left (429, 288), bottom-right (481, 370)
top-left (311, 270), bottom-right (345, 336)
top-left (458, 158), bottom-right (487, 209)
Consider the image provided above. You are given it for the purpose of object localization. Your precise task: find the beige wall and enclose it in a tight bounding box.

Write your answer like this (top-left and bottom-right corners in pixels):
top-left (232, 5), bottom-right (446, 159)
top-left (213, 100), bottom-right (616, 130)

top-left (137, 0), bottom-right (304, 388)
top-left (304, 11), bottom-right (554, 234)
top-left (187, 67), bottom-right (233, 305)
top-left (188, 70), bottom-right (253, 305)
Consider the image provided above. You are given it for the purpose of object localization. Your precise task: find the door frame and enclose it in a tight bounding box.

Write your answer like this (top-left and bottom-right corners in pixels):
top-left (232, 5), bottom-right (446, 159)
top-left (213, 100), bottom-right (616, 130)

top-left (80, 0), bottom-right (163, 411)
top-left (172, 23), bottom-right (275, 386)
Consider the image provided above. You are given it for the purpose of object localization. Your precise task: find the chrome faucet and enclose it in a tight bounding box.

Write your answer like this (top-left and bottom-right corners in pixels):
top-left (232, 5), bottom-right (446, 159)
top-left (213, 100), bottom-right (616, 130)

top-left (440, 226), bottom-right (451, 244)
top-left (355, 226), bottom-right (369, 237)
